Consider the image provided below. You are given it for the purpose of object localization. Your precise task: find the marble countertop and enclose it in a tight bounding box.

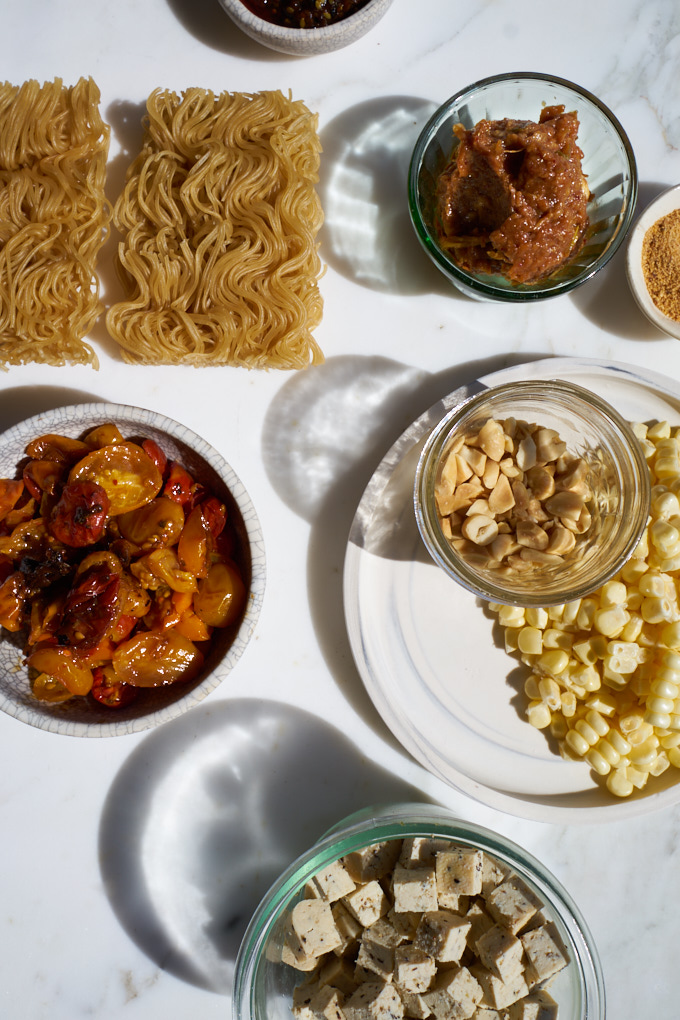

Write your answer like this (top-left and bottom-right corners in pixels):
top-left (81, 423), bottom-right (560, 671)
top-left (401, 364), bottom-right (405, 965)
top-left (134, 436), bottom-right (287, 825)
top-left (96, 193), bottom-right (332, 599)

top-left (2, 1), bottom-right (679, 1016)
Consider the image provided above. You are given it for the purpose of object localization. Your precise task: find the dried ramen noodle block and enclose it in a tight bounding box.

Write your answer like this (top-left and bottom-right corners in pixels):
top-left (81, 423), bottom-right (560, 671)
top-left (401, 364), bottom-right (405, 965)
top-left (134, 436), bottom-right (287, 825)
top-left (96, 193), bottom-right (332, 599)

top-left (106, 88), bottom-right (325, 368)
top-left (0, 77), bottom-right (110, 368)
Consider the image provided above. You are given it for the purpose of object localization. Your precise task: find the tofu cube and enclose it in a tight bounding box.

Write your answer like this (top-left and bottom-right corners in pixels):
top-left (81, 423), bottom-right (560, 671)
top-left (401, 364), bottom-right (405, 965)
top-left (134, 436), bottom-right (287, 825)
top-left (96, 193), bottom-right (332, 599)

top-left (344, 981), bottom-right (404, 1020)
top-left (388, 908), bottom-right (421, 942)
top-left (393, 865), bottom-right (438, 913)
top-left (365, 917), bottom-right (406, 949)
top-left (393, 945), bottom-right (436, 993)
top-left (290, 900), bottom-right (343, 958)
top-left (464, 901), bottom-right (495, 951)
top-left (480, 853), bottom-right (510, 897)
top-left (332, 901), bottom-right (364, 955)
top-left (343, 881), bottom-right (390, 928)
top-left (436, 849), bottom-right (483, 903)
top-left (470, 964), bottom-right (529, 1011)
top-left (506, 989), bottom-right (559, 1020)
top-left (399, 990), bottom-right (431, 1019)
top-left (293, 981), bottom-right (320, 1020)
top-left (475, 924), bottom-right (524, 983)
top-left (414, 910), bottom-right (471, 963)
top-left (486, 877), bottom-right (542, 935)
top-left (356, 931), bottom-right (395, 982)
top-left (399, 838), bottom-right (454, 868)
top-left (520, 925), bottom-right (568, 986)
top-left (319, 956), bottom-right (358, 997)
top-left (283, 931), bottom-right (325, 971)
top-left (471, 1010), bottom-right (505, 1020)
top-left (343, 841), bottom-right (403, 883)
top-left (423, 966), bottom-right (483, 1020)
top-left (310, 860), bottom-right (357, 903)
top-left (312, 985), bottom-right (347, 1020)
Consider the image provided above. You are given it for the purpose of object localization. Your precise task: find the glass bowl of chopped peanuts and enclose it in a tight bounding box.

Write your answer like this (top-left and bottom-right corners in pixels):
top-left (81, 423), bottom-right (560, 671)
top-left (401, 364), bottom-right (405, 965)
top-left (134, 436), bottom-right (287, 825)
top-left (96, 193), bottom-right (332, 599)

top-left (232, 803), bottom-right (605, 1020)
top-left (414, 379), bottom-right (650, 608)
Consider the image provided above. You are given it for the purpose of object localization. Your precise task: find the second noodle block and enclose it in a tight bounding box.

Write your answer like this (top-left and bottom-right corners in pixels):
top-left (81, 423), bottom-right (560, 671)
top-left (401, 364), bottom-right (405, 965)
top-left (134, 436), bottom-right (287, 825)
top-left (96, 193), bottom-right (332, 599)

top-left (107, 88), bottom-right (325, 368)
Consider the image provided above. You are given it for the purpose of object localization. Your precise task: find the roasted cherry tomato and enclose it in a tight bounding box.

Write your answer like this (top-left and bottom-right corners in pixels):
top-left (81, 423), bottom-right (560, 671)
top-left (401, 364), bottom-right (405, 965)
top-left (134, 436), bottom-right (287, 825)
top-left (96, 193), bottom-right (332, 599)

top-left (25, 434), bottom-right (90, 464)
top-left (0, 571), bottom-right (28, 631)
top-left (112, 630), bottom-right (204, 686)
top-left (69, 442), bottom-right (162, 515)
top-left (163, 461), bottom-right (197, 508)
top-left (91, 666), bottom-right (138, 708)
top-left (58, 562), bottom-right (121, 648)
top-left (84, 423), bottom-right (125, 449)
top-left (22, 460), bottom-right (67, 500)
top-left (193, 560), bottom-right (246, 627)
top-left (177, 504), bottom-right (213, 578)
top-left (0, 479), bottom-right (24, 522)
top-left (130, 548), bottom-right (198, 593)
top-left (48, 480), bottom-right (110, 547)
top-left (142, 439), bottom-right (168, 477)
top-left (200, 497), bottom-right (227, 539)
top-left (31, 672), bottom-right (73, 703)
top-left (27, 646), bottom-right (94, 696)
top-left (118, 496), bottom-right (185, 552)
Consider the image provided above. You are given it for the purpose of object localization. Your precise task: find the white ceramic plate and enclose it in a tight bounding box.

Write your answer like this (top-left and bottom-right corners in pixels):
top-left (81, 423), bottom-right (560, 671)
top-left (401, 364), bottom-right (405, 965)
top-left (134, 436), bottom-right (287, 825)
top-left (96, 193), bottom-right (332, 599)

top-left (344, 357), bottom-right (680, 822)
top-left (626, 183), bottom-right (680, 339)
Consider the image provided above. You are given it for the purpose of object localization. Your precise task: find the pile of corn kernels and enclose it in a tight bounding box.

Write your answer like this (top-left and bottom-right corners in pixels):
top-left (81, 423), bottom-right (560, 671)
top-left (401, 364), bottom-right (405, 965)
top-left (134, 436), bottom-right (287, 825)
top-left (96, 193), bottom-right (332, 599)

top-left (491, 420), bottom-right (680, 798)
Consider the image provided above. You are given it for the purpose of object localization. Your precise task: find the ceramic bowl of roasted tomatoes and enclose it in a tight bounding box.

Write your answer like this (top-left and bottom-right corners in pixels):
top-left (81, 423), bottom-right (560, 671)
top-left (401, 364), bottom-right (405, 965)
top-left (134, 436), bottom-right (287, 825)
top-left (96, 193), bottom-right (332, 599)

top-left (0, 403), bottom-right (265, 736)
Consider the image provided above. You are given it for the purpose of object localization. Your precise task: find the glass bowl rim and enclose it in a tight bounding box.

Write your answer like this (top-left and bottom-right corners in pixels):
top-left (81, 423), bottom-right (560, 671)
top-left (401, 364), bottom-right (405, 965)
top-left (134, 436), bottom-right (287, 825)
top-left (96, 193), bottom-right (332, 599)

top-left (413, 378), bottom-right (651, 606)
top-left (407, 70), bottom-right (639, 302)
top-left (232, 802), bottom-right (605, 1020)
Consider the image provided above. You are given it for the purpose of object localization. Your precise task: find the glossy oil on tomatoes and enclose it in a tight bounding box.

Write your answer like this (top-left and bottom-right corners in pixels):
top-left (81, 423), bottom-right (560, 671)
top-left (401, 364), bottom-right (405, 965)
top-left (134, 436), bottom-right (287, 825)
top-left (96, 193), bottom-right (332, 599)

top-left (0, 423), bottom-right (248, 710)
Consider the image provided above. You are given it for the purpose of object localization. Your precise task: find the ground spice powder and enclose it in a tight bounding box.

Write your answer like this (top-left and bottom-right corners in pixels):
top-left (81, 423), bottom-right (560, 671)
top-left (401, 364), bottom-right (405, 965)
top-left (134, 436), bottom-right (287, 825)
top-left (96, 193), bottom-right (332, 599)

top-left (642, 209), bottom-right (680, 321)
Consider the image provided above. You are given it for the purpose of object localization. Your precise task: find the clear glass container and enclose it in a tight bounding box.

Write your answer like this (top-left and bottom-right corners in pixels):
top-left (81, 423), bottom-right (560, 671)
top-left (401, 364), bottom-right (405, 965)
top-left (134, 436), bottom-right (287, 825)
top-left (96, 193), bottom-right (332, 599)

top-left (233, 803), bottom-right (605, 1020)
top-left (414, 379), bottom-right (650, 606)
top-left (408, 72), bottom-right (637, 302)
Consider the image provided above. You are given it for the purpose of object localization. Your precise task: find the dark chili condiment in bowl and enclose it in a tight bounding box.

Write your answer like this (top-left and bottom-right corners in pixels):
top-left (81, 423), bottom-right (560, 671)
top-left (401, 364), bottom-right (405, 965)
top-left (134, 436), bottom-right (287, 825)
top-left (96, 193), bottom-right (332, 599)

top-left (239, 0), bottom-right (370, 28)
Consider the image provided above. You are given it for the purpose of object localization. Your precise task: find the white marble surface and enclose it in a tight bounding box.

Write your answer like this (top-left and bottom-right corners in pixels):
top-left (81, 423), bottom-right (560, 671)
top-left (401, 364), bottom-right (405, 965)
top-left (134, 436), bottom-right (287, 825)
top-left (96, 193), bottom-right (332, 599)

top-left (2, 1), bottom-right (680, 1017)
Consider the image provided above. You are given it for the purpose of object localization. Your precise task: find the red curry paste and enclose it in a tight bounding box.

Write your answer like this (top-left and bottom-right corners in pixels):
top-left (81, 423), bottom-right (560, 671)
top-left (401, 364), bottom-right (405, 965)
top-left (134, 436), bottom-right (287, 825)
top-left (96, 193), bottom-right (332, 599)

top-left (435, 105), bottom-right (590, 284)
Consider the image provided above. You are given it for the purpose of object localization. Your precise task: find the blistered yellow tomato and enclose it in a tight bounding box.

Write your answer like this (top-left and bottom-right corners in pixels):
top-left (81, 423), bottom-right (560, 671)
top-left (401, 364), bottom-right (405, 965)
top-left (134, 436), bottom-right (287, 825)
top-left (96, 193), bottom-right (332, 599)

top-left (27, 647), bottom-right (94, 696)
top-left (68, 442), bottom-right (162, 515)
top-left (193, 561), bottom-right (246, 627)
top-left (111, 630), bottom-right (204, 686)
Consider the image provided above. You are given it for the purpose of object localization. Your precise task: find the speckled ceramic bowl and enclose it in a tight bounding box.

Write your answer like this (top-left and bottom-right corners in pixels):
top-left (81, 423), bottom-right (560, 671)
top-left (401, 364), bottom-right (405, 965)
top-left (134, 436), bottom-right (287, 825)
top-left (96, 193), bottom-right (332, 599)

top-left (0, 403), bottom-right (266, 737)
top-left (218, 0), bottom-right (394, 56)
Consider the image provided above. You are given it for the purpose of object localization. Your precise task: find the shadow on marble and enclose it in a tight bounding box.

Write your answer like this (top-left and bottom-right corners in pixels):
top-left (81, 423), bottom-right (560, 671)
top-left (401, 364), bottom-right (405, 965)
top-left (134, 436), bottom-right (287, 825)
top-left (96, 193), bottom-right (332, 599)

top-left (318, 95), bottom-right (457, 297)
top-left (260, 351), bottom-right (548, 736)
top-left (165, 0), bottom-right (291, 59)
top-left (98, 697), bottom-right (427, 996)
top-left (571, 179), bottom-right (671, 341)
top-left (0, 385), bottom-right (104, 433)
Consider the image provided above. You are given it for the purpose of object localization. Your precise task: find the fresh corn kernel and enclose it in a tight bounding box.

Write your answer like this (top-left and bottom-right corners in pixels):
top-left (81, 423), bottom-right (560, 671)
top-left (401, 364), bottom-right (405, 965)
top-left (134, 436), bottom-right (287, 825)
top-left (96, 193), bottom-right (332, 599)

top-left (648, 420), bottom-right (672, 440)
top-left (498, 605), bottom-right (526, 627)
top-left (524, 676), bottom-right (540, 700)
top-left (626, 766), bottom-right (650, 789)
top-left (542, 628), bottom-right (573, 651)
top-left (561, 690), bottom-right (577, 717)
top-left (600, 580), bottom-right (627, 607)
top-left (607, 769), bottom-right (634, 797)
top-left (620, 558), bottom-right (649, 584)
top-left (650, 678), bottom-right (680, 699)
top-left (584, 709), bottom-right (609, 737)
top-left (574, 718), bottom-right (599, 746)
top-left (526, 700), bottom-right (551, 729)
top-left (647, 695), bottom-right (675, 714)
top-left (641, 596), bottom-right (673, 624)
top-left (594, 606), bottom-right (630, 637)
top-left (639, 572), bottom-right (666, 598)
top-left (564, 728), bottom-right (590, 757)
top-left (536, 649), bottom-right (569, 675)
top-left (595, 738), bottom-right (621, 766)
top-left (550, 714), bottom-right (568, 739)
top-left (586, 692), bottom-right (618, 716)
top-left (649, 751), bottom-right (670, 776)
top-left (667, 745), bottom-right (680, 768)
top-left (525, 607), bottom-right (549, 629)
top-left (628, 737), bottom-right (660, 767)
top-left (576, 599), bottom-right (598, 630)
top-left (538, 677), bottom-right (561, 710)
top-left (518, 626), bottom-right (543, 655)
top-left (645, 711), bottom-right (672, 729)
top-left (607, 730), bottom-right (632, 756)
top-left (562, 600), bottom-right (581, 625)
top-left (585, 748), bottom-right (611, 775)
top-left (660, 731), bottom-right (680, 749)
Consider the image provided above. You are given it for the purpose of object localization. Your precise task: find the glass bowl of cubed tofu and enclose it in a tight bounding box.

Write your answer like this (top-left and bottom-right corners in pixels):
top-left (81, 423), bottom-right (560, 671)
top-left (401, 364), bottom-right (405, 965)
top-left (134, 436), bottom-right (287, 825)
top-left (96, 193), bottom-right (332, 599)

top-left (414, 379), bottom-right (650, 607)
top-left (232, 803), bottom-right (604, 1020)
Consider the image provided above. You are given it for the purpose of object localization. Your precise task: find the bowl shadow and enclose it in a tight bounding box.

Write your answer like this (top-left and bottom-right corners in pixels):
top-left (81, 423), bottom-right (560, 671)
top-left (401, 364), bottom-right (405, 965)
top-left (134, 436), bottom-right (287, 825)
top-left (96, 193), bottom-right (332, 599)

top-left (98, 697), bottom-right (428, 995)
top-left (0, 385), bottom-right (105, 433)
top-left (318, 96), bottom-right (457, 297)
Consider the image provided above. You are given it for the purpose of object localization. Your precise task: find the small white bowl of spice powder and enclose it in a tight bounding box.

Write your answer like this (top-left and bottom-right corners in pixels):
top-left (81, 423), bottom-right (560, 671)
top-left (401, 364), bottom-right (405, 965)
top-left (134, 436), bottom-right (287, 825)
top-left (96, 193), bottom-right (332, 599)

top-left (627, 183), bottom-right (680, 339)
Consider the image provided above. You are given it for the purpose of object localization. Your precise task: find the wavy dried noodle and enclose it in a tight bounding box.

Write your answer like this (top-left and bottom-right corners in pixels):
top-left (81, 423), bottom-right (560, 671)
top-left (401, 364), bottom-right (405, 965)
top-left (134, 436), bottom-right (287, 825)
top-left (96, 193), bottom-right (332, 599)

top-left (107, 88), bottom-right (325, 368)
top-left (0, 77), bottom-right (110, 368)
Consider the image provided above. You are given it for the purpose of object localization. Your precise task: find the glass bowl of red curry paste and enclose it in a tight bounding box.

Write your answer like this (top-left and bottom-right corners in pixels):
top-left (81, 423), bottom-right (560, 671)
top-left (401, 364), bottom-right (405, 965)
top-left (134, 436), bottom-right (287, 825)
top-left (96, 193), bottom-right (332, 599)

top-left (408, 73), bottom-right (637, 302)
top-left (218, 0), bottom-right (394, 55)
